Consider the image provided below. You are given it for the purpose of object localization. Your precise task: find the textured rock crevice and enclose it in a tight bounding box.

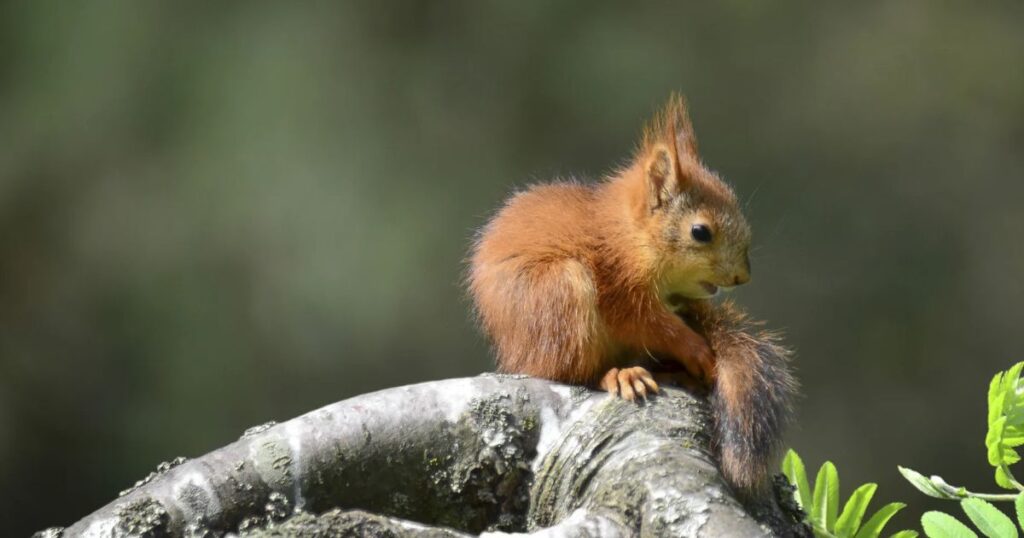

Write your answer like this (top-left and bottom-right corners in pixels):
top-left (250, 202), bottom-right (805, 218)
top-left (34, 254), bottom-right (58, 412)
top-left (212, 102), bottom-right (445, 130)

top-left (41, 375), bottom-right (808, 537)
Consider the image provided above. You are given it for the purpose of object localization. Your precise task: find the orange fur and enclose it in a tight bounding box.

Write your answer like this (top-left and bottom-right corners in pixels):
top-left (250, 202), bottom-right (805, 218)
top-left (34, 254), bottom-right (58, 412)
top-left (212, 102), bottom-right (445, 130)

top-left (469, 95), bottom-right (748, 386)
top-left (467, 95), bottom-right (794, 494)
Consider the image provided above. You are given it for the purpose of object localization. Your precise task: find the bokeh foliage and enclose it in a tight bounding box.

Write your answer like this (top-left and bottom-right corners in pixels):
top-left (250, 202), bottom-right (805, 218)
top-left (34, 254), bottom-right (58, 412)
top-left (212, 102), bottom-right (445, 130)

top-left (0, 1), bottom-right (1022, 535)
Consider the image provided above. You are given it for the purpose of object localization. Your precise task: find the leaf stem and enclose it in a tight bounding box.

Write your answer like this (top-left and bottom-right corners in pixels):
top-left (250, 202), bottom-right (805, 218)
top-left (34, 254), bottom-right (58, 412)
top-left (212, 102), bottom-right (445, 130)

top-left (960, 491), bottom-right (1020, 502)
top-left (999, 463), bottom-right (1024, 492)
top-left (933, 479), bottom-right (1019, 502)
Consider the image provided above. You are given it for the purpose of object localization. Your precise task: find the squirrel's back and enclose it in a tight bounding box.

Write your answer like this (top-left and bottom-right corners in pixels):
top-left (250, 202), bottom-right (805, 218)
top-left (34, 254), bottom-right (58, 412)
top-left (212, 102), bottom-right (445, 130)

top-left (471, 182), bottom-right (599, 267)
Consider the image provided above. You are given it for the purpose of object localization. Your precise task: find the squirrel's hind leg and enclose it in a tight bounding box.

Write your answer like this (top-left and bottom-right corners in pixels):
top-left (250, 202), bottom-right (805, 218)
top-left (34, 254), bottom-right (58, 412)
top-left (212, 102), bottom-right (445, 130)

top-left (471, 257), bottom-right (608, 384)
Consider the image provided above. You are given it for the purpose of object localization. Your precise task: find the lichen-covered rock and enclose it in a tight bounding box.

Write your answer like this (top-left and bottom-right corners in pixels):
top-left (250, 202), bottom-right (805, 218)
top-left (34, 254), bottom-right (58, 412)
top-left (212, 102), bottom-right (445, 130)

top-left (52, 376), bottom-right (804, 537)
top-left (238, 509), bottom-right (469, 538)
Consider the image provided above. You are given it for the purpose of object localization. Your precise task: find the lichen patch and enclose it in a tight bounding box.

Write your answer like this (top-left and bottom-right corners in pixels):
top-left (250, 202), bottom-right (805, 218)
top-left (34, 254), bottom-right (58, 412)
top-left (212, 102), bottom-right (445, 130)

top-left (118, 456), bottom-right (187, 497)
top-left (113, 497), bottom-right (169, 537)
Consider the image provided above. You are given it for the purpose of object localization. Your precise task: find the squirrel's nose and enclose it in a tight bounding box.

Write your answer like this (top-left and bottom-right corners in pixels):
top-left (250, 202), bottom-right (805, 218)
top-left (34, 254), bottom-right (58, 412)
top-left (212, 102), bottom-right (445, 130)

top-left (732, 255), bottom-right (751, 286)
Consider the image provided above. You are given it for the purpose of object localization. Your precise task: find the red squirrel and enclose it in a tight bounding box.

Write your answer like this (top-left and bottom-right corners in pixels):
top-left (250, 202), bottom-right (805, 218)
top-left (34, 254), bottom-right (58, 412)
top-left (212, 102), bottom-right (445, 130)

top-left (467, 95), bottom-right (796, 494)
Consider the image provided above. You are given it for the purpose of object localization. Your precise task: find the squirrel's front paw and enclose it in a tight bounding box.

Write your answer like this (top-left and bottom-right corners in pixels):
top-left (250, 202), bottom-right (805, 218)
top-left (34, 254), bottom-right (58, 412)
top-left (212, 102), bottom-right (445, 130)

top-left (678, 338), bottom-right (717, 383)
top-left (599, 366), bottom-right (659, 402)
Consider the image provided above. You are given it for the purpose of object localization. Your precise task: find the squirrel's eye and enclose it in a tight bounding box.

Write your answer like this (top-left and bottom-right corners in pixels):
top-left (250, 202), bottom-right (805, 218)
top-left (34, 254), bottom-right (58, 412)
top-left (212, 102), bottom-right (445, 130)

top-left (691, 224), bottom-right (713, 244)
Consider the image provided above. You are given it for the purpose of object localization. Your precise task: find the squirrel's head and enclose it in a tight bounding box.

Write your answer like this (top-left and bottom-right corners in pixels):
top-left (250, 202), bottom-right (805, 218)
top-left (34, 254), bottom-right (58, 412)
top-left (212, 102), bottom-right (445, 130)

top-left (632, 94), bottom-right (752, 301)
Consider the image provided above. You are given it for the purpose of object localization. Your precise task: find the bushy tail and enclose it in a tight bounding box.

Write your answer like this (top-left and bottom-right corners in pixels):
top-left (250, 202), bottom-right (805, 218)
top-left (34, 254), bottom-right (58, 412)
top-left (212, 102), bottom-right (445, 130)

top-left (687, 301), bottom-right (799, 496)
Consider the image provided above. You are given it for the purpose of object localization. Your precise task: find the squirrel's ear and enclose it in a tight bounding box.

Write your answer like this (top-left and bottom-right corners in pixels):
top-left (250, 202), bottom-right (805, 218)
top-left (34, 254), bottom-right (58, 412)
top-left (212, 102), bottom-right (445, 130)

top-left (645, 143), bottom-right (679, 210)
top-left (640, 94), bottom-right (700, 210)
top-left (667, 94), bottom-right (699, 160)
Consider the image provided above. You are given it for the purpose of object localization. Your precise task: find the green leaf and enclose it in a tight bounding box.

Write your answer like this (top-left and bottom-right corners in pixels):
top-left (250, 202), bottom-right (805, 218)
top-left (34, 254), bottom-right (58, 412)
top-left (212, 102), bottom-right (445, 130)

top-left (899, 467), bottom-right (958, 500)
top-left (988, 364), bottom-right (1024, 479)
top-left (960, 498), bottom-right (1017, 538)
top-left (988, 416), bottom-right (1009, 466)
top-left (1007, 406), bottom-right (1024, 427)
top-left (1002, 363), bottom-right (1024, 395)
top-left (999, 364), bottom-right (1024, 423)
top-left (836, 483), bottom-right (878, 538)
top-left (921, 511), bottom-right (978, 538)
top-left (1008, 414), bottom-right (1024, 429)
top-left (991, 371), bottom-right (1007, 428)
top-left (783, 449), bottom-right (813, 511)
top-left (813, 461), bottom-right (840, 532)
top-left (996, 466), bottom-right (1017, 491)
top-left (890, 532), bottom-right (919, 538)
top-left (1014, 493), bottom-right (1024, 532)
top-left (855, 503), bottom-right (907, 538)
top-left (1003, 433), bottom-right (1024, 448)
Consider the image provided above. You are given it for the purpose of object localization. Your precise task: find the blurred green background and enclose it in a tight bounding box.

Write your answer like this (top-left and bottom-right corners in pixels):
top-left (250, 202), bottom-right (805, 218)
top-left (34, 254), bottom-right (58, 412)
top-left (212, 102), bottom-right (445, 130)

top-left (2, 1), bottom-right (1022, 535)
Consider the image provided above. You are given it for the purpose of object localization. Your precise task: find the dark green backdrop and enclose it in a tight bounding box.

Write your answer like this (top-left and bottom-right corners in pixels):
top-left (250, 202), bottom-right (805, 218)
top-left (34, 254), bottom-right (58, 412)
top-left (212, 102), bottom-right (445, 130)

top-left (2, 2), bottom-right (1022, 535)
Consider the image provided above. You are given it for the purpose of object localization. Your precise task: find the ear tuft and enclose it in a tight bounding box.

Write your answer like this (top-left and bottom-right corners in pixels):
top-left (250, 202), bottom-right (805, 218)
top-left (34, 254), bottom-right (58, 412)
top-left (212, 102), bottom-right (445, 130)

top-left (639, 93), bottom-right (702, 210)
top-left (667, 93), bottom-right (698, 158)
top-left (641, 93), bottom-right (699, 162)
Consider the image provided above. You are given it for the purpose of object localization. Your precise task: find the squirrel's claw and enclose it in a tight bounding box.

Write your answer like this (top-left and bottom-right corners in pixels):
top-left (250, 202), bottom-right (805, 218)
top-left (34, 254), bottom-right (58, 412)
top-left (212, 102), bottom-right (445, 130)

top-left (600, 368), bottom-right (621, 396)
top-left (600, 366), bottom-right (659, 402)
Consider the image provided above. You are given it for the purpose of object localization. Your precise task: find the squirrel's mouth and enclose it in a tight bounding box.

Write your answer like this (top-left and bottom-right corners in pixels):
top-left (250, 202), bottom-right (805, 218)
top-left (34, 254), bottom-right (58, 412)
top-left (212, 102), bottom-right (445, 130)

top-left (699, 281), bottom-right (719, 297)
top-left (663, 282), bottom-right (724, 302)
